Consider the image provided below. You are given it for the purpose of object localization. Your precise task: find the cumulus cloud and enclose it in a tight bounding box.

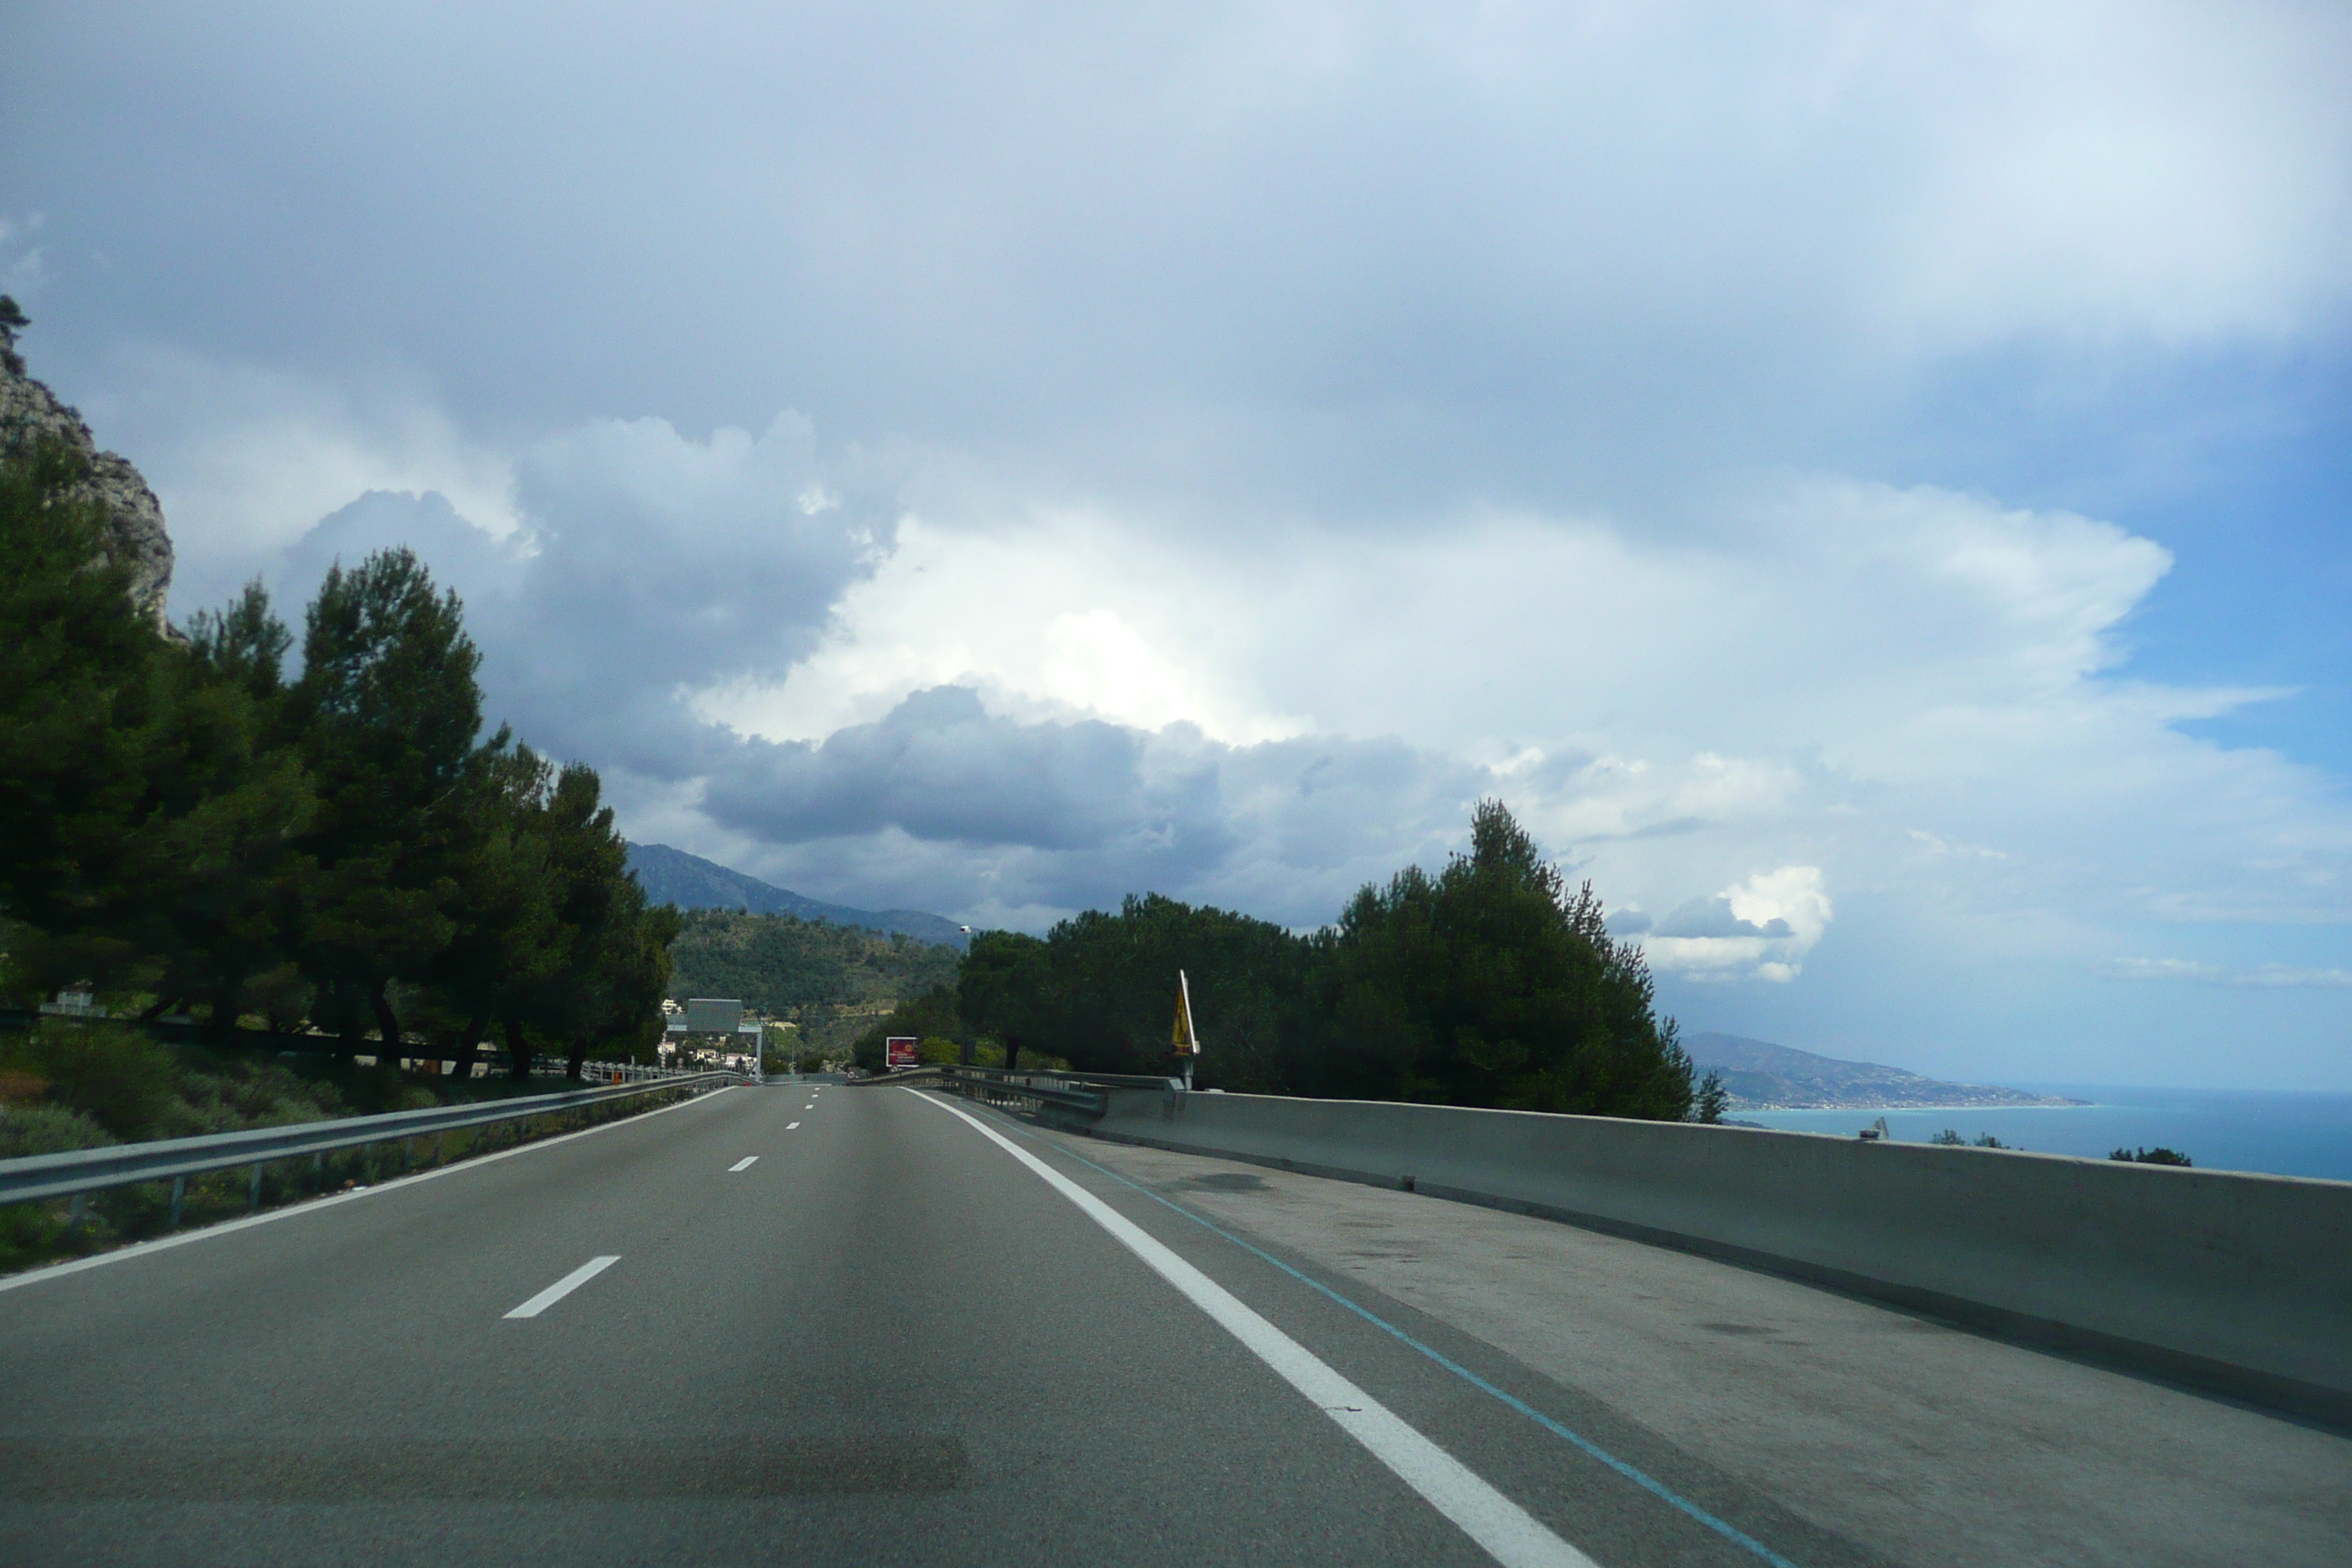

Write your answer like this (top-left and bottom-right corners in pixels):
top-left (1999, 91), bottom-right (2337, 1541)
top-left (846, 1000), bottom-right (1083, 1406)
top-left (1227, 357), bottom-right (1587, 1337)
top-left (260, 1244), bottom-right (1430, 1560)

top-left (1654, 901), bottom-right (1797, 943)
top-left (1644, 868), bottom-right (1833, 984)
top-left (238, 409), bottom-right (890, 792)
top-left (222, 454), bottom-right (2352, 994)
top-left (695, 685), bottom-right (1487, 926)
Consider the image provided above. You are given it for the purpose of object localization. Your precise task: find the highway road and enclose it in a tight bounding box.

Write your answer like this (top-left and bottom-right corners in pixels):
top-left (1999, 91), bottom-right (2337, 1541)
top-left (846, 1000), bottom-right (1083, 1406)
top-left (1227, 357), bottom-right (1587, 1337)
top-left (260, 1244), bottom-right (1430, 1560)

top-left (2, 1081), bottom-right (2343, 1567)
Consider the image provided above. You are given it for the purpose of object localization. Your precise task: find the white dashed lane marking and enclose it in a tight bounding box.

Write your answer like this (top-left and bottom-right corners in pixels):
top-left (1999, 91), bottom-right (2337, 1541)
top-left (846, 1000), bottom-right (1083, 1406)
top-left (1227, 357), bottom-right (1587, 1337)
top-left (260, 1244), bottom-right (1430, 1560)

top-left (504, 1256), bottom-right (619, 1320)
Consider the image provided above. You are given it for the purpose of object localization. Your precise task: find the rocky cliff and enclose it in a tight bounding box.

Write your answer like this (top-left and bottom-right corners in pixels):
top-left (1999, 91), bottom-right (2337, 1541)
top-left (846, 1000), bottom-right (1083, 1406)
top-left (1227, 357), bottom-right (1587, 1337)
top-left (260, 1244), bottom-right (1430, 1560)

top-left (1, 303), bottom-right (175, 633)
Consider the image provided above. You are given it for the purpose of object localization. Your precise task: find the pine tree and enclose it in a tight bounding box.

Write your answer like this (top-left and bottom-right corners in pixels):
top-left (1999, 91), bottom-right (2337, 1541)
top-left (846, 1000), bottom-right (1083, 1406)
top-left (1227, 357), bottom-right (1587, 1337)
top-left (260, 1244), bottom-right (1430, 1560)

top-left (0, 440), bottom-right (163, 998)
top-left (1318, 800), bottom-right (1694, 1118)
top-left (286, 549), bottom-right (484, 1057)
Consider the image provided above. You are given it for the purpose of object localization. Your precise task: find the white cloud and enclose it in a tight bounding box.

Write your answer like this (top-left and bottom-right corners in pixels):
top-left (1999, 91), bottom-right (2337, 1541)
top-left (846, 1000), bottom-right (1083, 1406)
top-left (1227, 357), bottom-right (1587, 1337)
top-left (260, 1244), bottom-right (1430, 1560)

top-left (2106, 958), bottom-right (2352, 988)
top-left (690, 511), bottom-right (1316, 747)
top-left (1643, 867), bottom-right (1835, 983)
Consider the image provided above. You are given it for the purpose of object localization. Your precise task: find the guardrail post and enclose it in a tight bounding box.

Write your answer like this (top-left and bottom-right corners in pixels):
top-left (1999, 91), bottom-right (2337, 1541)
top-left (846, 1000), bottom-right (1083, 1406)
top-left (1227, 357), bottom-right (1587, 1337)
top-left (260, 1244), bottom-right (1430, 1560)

top-left (312, 1150), bottom-right (323, 1188)
top-left (402, 1137), bottom-right (414, 1172)
top-left (247, 1162), bottom-right (263, 1212)
top-left (170, 1175), bottom-right (185, 1229)
top-left (64, 1190), bottom-right (86, 1240)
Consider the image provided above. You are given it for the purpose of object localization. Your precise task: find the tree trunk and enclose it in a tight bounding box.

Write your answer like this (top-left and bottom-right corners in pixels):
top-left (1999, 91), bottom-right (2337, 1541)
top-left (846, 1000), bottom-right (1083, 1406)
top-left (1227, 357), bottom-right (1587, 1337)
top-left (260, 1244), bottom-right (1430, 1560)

top-left (371, 980), bottom-right (402, 1067)
top-left (206, 977), bottom-right (244, 1041)
top-left (565, 1037), bottom-right (588, 1081)
top-left (1003, 1036), bottom-right (1022, 1073)
top-left (137, 995), bottom-right (186, 1024)
top-left (337, 983), bottom-right (369, 1063)
top-left (453, 1016), bottom-right (486, 1081)
top-left (504, 1017), bottom-right (532, 1080)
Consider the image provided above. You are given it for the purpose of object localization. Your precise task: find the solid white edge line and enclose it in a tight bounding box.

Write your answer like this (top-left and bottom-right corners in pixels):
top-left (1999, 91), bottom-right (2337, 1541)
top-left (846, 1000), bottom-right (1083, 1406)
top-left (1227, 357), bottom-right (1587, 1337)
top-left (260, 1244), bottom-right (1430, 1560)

top-left (908, 1089), bottom-right (1597, 1568)
top-left (0, 1086), bottom-right (741, 1296)
top-left (503, 1254), bottom-right (619, 1319)
top-left (729, 1156), bottom-right (759, 1172)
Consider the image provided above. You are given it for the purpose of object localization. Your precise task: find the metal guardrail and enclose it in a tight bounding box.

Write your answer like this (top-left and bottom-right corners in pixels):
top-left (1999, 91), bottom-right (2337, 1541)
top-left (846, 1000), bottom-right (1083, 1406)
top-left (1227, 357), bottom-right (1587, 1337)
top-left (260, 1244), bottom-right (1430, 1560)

top-left (0, 1071), bottom-right (742, 1210)
top-left (932, 1066), bottom-right (1133, 1118)
top-left (546, 1057), bottom-right (710, 1085)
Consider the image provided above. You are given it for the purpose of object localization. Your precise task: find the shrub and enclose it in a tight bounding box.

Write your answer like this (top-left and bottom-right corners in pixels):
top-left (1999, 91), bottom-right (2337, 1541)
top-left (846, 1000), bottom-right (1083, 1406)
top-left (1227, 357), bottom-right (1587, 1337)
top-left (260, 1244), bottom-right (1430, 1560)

top-left (0, 1101), bottom-right (117, 1159)
top-left (3, 1023), bottom-right (176, 1139)
top-left (2110, 1145), bottom-right (2193, 1167)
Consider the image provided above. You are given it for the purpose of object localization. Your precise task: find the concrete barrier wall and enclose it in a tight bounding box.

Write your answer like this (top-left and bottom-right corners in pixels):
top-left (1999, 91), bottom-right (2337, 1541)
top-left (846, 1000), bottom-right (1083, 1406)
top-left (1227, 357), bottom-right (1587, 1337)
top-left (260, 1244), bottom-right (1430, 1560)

top-left (1079, 1088), bottom-right (2352, 1424)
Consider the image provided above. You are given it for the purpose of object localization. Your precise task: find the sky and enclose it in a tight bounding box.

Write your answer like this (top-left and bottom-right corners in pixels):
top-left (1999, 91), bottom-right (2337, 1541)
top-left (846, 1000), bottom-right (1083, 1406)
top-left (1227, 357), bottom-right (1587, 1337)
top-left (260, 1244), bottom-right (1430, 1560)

top-left (4, 1), bottom-right (2348, 1089)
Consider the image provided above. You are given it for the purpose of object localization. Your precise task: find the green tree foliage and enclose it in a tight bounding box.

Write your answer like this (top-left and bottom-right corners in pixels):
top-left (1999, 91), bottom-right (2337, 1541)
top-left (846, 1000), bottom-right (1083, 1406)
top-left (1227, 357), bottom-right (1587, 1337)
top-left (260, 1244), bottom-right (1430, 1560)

top-left (948, 802), bottom-right (1695, 1120)
top-left (1017, 895), bottom-right (1310, 1089)
top-left (287, 550), bottom-right (484, 1052)
top-left (135, 583), bottom-right (317, 1028)
top-left (1, 431), bottom-right (674, 1081)
top-left (957, 930), bottom-right (1052, 1071)
top-left (2110, 1145), bottom-right (2192, 1166)
top-left (424, 735), bottom-right (557, 1076)
top-left (1, 456), bottom-right (316, 1012)
top-left (1311, 802), bottom-right (1692, 1117)
top-left (0, 441), bottom-right (165, 994)
top-left (851, 984), bottom-right (965, 1074)
top-left (1692, 1069), bottom-right (1729, 1124)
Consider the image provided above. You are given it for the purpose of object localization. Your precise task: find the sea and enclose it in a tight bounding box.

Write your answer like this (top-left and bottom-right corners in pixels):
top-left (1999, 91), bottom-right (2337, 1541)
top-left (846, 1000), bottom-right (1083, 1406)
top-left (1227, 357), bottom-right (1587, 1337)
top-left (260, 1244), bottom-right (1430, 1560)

top-left (1734, 1085), bottom-right (2352, 1183)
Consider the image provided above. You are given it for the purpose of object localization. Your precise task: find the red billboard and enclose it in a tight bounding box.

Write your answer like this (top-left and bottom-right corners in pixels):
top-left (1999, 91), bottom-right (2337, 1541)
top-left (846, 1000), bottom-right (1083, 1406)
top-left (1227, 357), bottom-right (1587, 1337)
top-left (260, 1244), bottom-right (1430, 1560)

top-left (886, 1036), bottom-right (920, 1070)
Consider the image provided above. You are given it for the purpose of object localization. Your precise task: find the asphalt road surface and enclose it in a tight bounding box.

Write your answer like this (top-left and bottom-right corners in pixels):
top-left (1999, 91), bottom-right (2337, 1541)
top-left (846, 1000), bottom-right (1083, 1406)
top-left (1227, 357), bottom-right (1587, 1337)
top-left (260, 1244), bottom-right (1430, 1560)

top-left (2, 1082), bottom-right (2342, 1567)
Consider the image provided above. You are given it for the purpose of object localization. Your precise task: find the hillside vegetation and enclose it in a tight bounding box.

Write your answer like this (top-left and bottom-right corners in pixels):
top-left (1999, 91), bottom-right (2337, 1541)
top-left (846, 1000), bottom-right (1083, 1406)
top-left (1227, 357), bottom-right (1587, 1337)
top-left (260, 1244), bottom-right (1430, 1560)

top-left (666, 908), bottom-right (961, 1027)
top-left (627, 842), bottom-right (970, 949)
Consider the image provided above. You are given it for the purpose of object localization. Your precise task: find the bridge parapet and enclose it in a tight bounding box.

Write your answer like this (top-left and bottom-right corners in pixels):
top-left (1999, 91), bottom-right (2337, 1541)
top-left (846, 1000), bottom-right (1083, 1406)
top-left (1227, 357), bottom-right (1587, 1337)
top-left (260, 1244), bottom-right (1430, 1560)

top-left (1049, 1084), bottom-right (2351, 1428)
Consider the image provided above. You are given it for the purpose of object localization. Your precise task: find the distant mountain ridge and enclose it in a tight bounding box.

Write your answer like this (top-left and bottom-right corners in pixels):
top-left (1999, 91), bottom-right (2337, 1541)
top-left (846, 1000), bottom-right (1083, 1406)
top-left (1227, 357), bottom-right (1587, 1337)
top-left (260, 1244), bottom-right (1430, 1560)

top-left (625, 843), bottom-right (969, 951)
top-left (1686, 1032), bottom-right (2081, 1109)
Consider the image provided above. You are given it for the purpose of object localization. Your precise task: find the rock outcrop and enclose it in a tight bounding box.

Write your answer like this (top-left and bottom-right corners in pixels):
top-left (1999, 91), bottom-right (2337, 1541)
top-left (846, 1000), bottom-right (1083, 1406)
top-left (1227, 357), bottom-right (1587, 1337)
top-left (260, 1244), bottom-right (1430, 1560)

top-left (1, 304), bottom-right (176, 633)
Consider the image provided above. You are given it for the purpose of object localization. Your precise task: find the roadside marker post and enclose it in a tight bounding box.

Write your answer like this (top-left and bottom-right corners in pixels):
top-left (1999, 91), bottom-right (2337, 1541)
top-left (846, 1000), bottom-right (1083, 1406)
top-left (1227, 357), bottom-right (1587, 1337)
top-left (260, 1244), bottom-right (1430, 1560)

top-left (1171, 970), bottom-right (1202, 1091)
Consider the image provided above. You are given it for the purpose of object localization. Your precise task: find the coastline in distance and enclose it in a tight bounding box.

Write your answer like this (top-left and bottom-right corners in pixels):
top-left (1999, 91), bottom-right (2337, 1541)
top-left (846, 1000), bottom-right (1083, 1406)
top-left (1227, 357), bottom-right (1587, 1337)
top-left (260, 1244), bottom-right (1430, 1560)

top-left (1687, 1032), bottom-right (2086, 1110)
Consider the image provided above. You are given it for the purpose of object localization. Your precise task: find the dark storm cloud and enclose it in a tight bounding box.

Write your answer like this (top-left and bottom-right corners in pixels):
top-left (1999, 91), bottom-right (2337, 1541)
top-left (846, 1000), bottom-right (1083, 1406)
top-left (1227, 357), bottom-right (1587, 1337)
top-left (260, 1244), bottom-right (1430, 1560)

top-left (690, 687), bottom-right (1494, 924)
top-left (705, 686), bottom-right (1154, 850)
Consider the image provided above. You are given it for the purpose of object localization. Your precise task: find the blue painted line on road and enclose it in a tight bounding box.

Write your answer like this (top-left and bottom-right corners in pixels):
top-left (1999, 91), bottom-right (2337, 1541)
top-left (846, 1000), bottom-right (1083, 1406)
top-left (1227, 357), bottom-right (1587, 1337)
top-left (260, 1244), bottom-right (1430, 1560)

top-left (1054, 1144), bottom-right (1801, 1568)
